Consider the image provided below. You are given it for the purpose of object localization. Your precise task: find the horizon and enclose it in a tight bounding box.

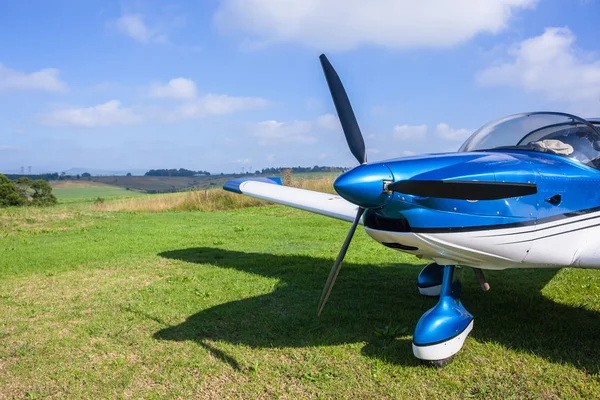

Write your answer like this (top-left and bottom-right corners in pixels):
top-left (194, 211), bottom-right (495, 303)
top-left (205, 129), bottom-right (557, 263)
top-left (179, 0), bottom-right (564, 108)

top-left (2, 1), bottom-right (600, 173)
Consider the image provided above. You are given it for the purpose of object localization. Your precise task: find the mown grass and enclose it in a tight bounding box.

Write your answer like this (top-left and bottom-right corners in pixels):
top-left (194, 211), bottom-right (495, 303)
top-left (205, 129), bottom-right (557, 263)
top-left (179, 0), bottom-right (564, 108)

top-left (0, 202), bottom-right (599, 398)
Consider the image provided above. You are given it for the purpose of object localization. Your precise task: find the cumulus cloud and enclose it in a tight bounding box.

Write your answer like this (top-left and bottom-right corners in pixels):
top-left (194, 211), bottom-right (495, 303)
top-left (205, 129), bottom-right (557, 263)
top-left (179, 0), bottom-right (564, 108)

top-left (393, 124), bottom-right (427, 140)
top-left (251, 120), bottom-right (316, 145)
top-left (435, 123), bottom-right (472, 141)
top-left (214, 0), bottom-right (536, 50)
top-left (249, 113), bottom-right (341, 145)
top-left (171, 94), bottom-right (268, 119)
top-left (315, 113), bottom-right (340, 130)
top-left (40, 100), bottom-right (142, 127)
top-left (114, 14), bottom-right (166, 43)
top-left (477, 27), bottom-right (600, 115)
top-left (0, 64), bottom-right (67, 92)
top-left (149, 78), bottom-right (197, 99)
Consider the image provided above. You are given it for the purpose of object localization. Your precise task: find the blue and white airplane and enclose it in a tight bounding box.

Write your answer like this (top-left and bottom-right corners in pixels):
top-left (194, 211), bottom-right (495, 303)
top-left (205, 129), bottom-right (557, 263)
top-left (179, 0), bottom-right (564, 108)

top-left (224, 54), bottom-right (600, 366)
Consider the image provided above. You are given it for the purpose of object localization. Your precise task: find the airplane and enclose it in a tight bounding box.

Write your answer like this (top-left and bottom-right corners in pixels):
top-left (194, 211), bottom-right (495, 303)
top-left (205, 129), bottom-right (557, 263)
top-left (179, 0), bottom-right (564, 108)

top-left (223, 54), bottom-right (600, 367)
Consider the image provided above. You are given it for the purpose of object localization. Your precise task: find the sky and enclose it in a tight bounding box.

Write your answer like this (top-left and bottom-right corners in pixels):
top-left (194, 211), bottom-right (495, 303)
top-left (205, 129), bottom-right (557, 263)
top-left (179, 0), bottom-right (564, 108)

top-left (1, 0), bottom-right (600, 174)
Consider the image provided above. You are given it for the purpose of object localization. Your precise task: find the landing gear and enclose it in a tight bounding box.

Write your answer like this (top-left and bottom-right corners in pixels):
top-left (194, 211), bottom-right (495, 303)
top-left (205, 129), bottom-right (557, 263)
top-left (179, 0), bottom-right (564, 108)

top-left (417, 262), bottom-right (444, 296)
top-left (412, 265), bottom-right (473, 366)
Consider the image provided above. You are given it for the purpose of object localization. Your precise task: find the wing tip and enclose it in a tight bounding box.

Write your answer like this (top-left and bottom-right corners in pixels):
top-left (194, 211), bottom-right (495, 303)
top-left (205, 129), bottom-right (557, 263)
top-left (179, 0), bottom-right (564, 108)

top-left (223, 177), bottom-right (282, 194)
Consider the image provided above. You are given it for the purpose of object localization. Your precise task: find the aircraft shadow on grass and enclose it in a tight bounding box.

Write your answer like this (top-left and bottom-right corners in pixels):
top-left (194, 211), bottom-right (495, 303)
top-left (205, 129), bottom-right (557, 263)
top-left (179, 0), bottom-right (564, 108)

top-left (155, 247), bottom-right (600, 373)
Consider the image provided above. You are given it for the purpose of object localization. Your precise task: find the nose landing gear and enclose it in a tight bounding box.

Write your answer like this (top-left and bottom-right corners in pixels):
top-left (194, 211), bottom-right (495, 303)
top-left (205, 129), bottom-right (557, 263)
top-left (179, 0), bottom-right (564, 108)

top-left (413, 265), bottom-right (474, 367)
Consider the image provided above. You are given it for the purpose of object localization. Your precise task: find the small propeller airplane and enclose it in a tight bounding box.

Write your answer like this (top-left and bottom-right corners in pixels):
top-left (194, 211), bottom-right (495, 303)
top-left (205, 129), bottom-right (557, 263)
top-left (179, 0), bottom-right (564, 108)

top-left (224, 54), bottom-right (600, 366)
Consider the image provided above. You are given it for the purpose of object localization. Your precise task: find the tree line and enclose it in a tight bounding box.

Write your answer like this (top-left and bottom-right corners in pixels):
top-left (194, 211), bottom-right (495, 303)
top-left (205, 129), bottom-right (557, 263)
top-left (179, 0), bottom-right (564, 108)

top-left (259, 166), bottom-right (346, 174)
top-left (0, 174), bottom-right (57, 207)
top-left (145, 168), bottom-right (211, 177)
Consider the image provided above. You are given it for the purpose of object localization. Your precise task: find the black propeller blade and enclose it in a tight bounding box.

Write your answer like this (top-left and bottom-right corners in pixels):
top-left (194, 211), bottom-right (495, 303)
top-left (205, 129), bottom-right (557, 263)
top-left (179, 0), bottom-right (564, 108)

top-left (319, 54), bottom-right (367, 165)
top-left (387, 180), bottom-right (538, 200)
top-left (317, 55), bottom-right (368, 316)
top-left (317, 207), bottom-right (365, 316)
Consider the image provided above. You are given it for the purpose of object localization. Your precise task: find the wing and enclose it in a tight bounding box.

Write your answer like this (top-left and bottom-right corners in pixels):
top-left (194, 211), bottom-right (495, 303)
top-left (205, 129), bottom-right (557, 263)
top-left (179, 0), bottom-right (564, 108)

top-left (223, 177), bottom-right (359, 223)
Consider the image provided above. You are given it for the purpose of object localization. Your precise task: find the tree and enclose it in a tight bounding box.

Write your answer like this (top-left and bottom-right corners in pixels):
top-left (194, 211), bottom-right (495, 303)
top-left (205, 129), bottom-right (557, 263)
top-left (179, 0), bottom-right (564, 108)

top-left (81, 172), bottom-right (91, 179)
top-left (126, 172), bottom-right (132, 177)
top-left (29, 180), bottom-right (57, 206)
top-left (0, 174), bottom-right (25, 207)
top-left (0, 175), bottom-right (57, 207)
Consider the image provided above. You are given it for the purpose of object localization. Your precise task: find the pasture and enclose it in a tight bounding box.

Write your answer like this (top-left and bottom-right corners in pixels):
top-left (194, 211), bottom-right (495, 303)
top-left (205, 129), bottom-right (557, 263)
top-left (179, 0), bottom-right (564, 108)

top-left (50, 181), bottom-right (145, 204)
top-left (1, 197), bottom-right (600, 398)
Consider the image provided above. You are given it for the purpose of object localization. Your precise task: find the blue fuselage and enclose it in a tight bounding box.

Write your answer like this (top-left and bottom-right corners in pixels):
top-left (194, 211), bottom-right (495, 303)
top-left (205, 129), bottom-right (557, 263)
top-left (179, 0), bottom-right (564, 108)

top-left (334, 151), bottom-right (600, 231)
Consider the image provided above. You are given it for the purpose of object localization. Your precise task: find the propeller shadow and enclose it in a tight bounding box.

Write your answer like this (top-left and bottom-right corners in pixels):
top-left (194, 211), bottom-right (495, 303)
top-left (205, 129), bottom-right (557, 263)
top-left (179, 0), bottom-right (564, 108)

top-left (154, 247), bottom-right (600, 373)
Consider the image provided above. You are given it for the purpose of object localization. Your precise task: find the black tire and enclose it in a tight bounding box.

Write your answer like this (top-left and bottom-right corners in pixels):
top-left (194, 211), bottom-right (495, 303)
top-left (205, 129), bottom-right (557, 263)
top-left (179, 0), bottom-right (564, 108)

top-left (429, 356), bottom-right (454, 368)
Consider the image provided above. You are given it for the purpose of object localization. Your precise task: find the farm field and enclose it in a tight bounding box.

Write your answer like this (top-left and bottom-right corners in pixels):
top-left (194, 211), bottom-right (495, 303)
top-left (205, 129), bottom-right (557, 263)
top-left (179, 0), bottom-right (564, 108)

top-left (91, 175), bottom-right (235, 193)
top-left (1, 200), bottom-right (600, 398)
top-left (49, 181), bottom-right (146, 204)
top-left (89, 171), bottom-right (342, 194)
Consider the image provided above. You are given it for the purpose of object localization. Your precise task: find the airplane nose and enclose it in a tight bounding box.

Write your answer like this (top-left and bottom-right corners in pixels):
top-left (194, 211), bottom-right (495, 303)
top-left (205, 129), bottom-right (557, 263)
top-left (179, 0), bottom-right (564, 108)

top-left (334, 163), bottom-right (394, 208)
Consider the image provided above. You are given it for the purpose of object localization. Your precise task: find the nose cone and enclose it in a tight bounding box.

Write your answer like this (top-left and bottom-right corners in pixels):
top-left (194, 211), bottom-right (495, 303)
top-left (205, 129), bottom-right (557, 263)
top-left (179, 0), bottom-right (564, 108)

top-left (334, 163), bottom-right (393, 208)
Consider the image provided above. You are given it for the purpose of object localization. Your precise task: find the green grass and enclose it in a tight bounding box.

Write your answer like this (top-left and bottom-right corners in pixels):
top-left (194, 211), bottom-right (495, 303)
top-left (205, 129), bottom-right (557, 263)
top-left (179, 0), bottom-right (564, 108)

top-left (53, 186), bottom-right (146, 203)
top-left (0, 204), bottom-right (599, 398)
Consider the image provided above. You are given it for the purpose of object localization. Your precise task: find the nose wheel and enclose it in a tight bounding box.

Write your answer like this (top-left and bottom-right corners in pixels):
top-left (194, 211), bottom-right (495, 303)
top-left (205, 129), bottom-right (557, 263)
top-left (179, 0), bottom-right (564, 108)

top-left (413, 265), bottom-right (473, 366)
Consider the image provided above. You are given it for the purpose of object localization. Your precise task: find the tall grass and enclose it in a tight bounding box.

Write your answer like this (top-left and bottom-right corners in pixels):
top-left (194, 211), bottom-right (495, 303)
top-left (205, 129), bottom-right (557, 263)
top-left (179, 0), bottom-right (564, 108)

top-left (93, 176), bottom-right (336, 212)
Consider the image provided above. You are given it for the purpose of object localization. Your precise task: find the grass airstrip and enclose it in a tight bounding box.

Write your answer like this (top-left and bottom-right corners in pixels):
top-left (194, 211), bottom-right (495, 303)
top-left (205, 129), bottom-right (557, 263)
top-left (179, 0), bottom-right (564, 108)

top-left (1, 179), bottom-right (600, 398)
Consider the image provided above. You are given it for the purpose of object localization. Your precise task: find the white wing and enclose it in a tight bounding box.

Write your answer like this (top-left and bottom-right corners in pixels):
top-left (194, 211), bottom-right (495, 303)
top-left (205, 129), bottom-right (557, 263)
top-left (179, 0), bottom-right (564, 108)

top-left (223, 177), bottom-right (359, 223)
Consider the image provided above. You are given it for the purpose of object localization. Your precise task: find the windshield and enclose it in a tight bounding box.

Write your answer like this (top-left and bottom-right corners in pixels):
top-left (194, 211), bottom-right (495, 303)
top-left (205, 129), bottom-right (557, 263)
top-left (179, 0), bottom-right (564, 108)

top-left (460, 112), bottom-right (600, 169)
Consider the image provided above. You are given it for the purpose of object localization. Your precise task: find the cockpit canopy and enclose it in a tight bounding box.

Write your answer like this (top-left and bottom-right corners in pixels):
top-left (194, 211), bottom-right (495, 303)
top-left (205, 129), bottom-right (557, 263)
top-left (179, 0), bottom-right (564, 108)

top-left (460, 112), bottom-right (600, 169)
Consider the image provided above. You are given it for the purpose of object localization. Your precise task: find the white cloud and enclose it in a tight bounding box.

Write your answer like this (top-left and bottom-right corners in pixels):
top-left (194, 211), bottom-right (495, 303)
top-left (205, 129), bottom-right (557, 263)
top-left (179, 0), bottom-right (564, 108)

top-left (214, 0), bottom-right (537, 50)
top-left (251, 120), bottom-right (316, 145)
top-left (393, 124), bottom-right (427, 140)
top-left (0, 146), bottom-right (18, 151)
top-left (249, 113), bottom-right (341, 145)
top-left (0, 64), bottom-right (67, 92)
top-left (40, 100), bottom-right (142, 128)
top-left (477, 27), bottom-right (600, 116)
top-left (315, 113), bottom-right (340, 130)
top-left (114, 14), bottom-right (166, 43)
top-left (435, 123), bottom-right (472, 141)
top-left (235, 158), bottom-right (251, 164)
top-left (172, 94), bottom-right (268, 119)
top-left (149, 78), bottom-right (197, 99)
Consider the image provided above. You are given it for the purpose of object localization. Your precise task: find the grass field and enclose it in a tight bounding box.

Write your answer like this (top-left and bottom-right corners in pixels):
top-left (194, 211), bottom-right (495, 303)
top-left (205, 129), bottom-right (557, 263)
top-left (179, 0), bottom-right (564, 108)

top-left (50, 180), bottom-right (146, 204)
top-left (1, 200), bottom-right (600, 398)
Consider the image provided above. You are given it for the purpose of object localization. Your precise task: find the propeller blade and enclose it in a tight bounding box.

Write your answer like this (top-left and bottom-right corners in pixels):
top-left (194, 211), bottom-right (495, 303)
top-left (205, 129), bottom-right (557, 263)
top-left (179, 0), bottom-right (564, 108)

top-left (317, 207), bottom-right (366, 316)
top-left (319, 54), bottom-right (367, 165)
top-left (387, 180), bottom-right (537, 200)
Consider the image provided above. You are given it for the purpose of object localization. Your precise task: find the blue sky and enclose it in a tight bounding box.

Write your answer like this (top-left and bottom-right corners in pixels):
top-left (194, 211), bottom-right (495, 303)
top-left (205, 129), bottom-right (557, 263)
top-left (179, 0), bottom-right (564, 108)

top-left (1, 0), bottom-right (599, 174)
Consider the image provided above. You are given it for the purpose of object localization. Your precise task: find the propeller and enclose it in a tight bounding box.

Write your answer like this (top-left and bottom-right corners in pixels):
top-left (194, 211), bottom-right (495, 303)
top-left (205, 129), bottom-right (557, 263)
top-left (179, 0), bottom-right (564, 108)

top-left (317, 207), bottom-right (365, 316)
top-left (316, 54), bottom-right (368, 315)
top-left (319, 54), bottom-right (367, 165)
top-left (387, 180), bottom-right (538, 200)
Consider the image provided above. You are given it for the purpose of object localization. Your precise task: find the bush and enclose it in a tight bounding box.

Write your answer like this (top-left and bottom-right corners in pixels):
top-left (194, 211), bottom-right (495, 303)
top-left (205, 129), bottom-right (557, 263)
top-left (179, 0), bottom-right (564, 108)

top-left (0, 174), bottom-right (57, 207)
top-left (29, 179), bottom-right (57, 206)
top-left (0, 174), bottom-right (25, 207)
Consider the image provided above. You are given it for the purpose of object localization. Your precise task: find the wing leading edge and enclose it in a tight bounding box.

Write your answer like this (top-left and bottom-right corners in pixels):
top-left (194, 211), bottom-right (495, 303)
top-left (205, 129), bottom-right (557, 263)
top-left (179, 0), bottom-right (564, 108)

top-left (223, 177), bottom-right (359, 223)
